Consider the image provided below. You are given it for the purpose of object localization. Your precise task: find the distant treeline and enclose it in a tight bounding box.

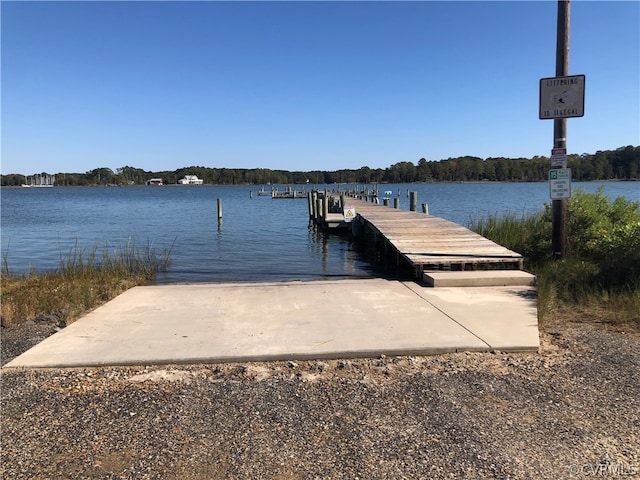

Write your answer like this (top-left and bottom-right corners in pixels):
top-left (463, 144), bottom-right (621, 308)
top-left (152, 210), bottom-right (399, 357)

top-left (2, 145), bottom-right (638, 187)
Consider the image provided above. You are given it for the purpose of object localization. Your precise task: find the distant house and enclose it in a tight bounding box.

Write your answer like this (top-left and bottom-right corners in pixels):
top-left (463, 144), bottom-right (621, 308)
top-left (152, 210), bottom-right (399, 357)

top-left (146, 178), bottom-right (163, 186)
top-left (178, 175), bottom-right (204, 185)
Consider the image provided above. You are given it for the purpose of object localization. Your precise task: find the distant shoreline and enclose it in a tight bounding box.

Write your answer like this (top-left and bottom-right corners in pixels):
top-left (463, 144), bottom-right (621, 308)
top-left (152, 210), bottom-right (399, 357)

top-left (1, 178), bottom-right (638, 189)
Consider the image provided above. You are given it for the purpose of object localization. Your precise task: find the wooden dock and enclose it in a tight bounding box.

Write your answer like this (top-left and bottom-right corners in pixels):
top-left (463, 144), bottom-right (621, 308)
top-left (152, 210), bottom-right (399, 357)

top-left (308, 190), bottom-right (532, 285)
top-left (257, 186), bottom-right (309, 199)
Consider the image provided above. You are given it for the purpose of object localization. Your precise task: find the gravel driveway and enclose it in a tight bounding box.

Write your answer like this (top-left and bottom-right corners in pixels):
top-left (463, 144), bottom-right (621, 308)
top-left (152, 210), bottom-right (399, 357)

top-left (1, 317), bottom-right (639, 479)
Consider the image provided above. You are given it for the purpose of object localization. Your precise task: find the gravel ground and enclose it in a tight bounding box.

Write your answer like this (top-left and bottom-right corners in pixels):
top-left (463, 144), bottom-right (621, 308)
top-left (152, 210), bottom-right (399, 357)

top-left (1, 315), bottom-right (639, 479)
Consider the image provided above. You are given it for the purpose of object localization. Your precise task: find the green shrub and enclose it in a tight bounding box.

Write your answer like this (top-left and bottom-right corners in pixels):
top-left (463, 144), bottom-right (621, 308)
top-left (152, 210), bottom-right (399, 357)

top-left (562, 188), bottom-right (640, 289)
top-left (469, 188), bottom-right (640, 324)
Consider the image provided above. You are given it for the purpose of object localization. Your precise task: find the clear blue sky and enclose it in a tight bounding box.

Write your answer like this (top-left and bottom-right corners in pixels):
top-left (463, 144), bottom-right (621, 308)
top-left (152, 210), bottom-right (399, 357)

top-left (2, 1), bottom-right (639, 175)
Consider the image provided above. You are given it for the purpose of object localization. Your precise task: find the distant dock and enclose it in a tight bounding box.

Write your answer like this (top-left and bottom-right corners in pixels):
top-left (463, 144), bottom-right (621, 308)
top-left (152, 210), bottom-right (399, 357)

top-left (308, 189), bottom-right (533, 287)
top-left (258, 186), bottom-right (309, 199)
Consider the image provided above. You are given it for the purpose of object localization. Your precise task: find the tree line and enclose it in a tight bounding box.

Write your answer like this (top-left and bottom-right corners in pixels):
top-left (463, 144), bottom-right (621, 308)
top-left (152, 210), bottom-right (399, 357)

top-left (2, 145), bottom-right (638, 187)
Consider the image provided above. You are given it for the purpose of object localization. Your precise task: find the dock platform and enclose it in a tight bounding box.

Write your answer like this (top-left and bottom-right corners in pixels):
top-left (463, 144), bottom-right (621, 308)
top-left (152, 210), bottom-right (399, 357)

top-left (309, 191), bottom-right (534, 287)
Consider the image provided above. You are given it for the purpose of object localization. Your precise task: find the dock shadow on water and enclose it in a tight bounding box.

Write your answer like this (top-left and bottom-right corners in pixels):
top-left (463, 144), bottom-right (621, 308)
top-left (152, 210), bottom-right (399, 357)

top-left (314, 222), bottom-right (415, 281)
top-left (305, 223), bottom-right (380, 281)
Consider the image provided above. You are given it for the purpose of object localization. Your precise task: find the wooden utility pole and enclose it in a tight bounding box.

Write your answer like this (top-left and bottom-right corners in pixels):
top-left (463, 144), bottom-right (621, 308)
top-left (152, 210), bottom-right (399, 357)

top-left (552, 0), bottom-right (570, 259)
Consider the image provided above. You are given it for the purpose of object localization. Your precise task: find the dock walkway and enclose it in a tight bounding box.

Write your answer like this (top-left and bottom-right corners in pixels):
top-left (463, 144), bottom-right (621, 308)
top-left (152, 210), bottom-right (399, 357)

top-left (312, 192), bottom-right (533, 286)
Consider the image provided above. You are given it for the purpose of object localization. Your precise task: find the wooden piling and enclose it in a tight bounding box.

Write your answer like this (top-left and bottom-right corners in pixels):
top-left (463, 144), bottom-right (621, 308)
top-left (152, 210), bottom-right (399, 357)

top-left (217, 198), bottom-right (223, 220)
top-left (409, 191), bottom-right (417, 212)
top-left (322, 191), bottom-right (329, 219)
top-left (308, 191), bottom-right (314, 219)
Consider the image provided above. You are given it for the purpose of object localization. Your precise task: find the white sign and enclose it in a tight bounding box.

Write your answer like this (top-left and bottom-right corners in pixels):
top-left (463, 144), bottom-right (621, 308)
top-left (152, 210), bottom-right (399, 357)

top-left (539, 75), bottom-right (585, 119)
top-left (343, 206), bottom-right (356, 223)
top-left (549, 168), bottom-right (572, 199)
top-left (551, 147), bottom-right (567, 168)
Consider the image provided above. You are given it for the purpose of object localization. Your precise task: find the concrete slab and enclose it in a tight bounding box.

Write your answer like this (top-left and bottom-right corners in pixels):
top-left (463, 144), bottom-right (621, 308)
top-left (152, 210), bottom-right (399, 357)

top-left (404, 283), bottom-right (540, 351)
top-left (423, 270), bottom-right (536, 287)
top-left (3, 279), bottom-right (539, 369)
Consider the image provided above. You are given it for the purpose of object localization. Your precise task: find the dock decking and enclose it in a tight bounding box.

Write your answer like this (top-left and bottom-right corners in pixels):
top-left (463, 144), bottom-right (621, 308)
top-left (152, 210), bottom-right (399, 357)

top-left (258, 187), bottom-right (309, 198)
top-left (310, 191), bottom-right (531, 284)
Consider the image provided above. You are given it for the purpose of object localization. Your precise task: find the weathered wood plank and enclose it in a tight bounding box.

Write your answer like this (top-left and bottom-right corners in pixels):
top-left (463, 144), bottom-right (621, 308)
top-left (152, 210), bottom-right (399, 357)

top-left (324, 192), bottom-right (524, 275)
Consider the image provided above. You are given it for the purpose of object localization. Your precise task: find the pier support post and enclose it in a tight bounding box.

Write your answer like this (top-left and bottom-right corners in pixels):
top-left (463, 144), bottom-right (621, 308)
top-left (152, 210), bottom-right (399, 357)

top-left (394, 198), bottom-right (400, 209)
top-left (409, 191), bottom-right (417, 211)
top-left (217, 198), bottom-right (223, 220)
top-left (308, 192), bottom-right (314, 219)
top-left (383, 198), bottom-right (389, 207)
top-left (322, 191), bottom-right (329, 219)
top-left (422, 203), bottom-right (429, 214)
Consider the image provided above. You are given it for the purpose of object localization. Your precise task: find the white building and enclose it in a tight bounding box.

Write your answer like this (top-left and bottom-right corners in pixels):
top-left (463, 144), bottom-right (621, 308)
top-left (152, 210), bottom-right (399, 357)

top-left (178, 175), bottom-right (204, 185)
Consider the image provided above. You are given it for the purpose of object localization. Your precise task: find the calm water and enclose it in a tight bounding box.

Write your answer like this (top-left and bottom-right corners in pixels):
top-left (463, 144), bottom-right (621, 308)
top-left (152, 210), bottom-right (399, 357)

top-left (1, 182), bottom-right (637, 283)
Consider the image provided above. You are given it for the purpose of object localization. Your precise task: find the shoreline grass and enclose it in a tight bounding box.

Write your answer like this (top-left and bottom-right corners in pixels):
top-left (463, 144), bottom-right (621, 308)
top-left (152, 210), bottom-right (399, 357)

top-left (1, 241), bottom-right (172, 328)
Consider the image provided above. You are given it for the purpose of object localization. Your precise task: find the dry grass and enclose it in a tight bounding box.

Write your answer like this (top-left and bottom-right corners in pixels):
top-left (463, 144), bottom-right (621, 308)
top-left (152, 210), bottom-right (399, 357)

top-left (539, 289), bottom-right (640, 334)
top-left (1, 272), bottom-right (142, 328)
top-left (1, 242), bottom-right (171, 328)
